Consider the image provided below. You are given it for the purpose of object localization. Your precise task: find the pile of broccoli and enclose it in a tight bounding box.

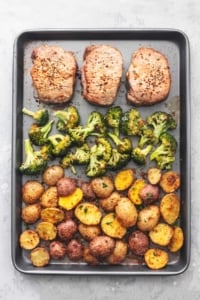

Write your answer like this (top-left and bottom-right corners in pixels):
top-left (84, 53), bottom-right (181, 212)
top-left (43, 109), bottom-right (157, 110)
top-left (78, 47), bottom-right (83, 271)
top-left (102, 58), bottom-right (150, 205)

top-left (19, 105), bottom-right (178, 177)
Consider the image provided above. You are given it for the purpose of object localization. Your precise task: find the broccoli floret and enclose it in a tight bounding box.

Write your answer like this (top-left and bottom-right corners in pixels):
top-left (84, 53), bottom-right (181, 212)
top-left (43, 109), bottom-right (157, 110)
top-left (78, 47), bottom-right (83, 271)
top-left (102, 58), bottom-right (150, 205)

top-left (28, 120), bottom-right (54, 146)
top-left (68, 125), bottom-right (94, 145)
top-left (108, 132), bottom-right (132, 154)
top-left (22, 107), bottom-right (49, 126)
top-left (104, 106), bottom-right (122, 136)
top-left (132, 145), bottom-right (153, 165)
top-left (19, 139), bottom-right (48, 175)
top-left (54, 106), bottom-right (80, 133)
top-left (150, 132), bottom-right (177, 169)
top-left (86, 111), bottom-right (107, 136)
top-left (95, 137), bottom-right (112, 162)
top-left (48, 134), bottom-right (71, 157)
top-left (107, 148), bottom-right (130, 170)
top-left (85, 144), bottom-right (107, 178)
top-left (120, 108), bottom-right (144, 136)
top-left (146, 111), bottom-right (177, 142)
top-left (138, 125), bottom-right (156, 148)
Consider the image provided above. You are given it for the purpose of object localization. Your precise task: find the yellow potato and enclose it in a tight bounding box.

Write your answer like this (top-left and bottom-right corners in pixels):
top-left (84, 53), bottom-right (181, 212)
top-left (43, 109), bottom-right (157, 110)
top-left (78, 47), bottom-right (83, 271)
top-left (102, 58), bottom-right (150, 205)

top-left (40, 186), bottom-right (58, 208)
top-left (41, 207), bottom-right (65, 224)
top-left (114, 169), bottom-right (135, 191)
top-left (147, 167), bottom-right (162, 185)
top-left (99, 191), bottom-right (121, 212)
top-left (30, 247), bottom-right (50, 267)
top-left (144, 248), bottom-right (169, 270)
top-left (75, 202), bottom-right (102, 225)
top-left (149, 223), bottom-right (174, 246)
top-left (128, 179), bottom-right (146, 205)
top-left (21, 203), bottom-right (41, 224)
top-left (58, 187), bottom-right (83, 210)
top-left (101, 213), bottom-right (126, 238)
top-left (36, 221), bottom-right (57, 241)
top-left (159, 171), bottom-right (180, 193)
top-left (160, 193), bottom-right (180, 224)
top-left (78, 224), bottom-right (101, 241)
top-left (19, 229), bottom-right (40, 250)
top-left (137, 205), bottom-right (160, 232)
top-left (168, 226), bottom-right (184, 252)
top-left (115, 197), bottom-right (138, 227)
top-left (91, 176), bottom-right (114, 198)
top-left (106, 240), bottom-right (128, 264)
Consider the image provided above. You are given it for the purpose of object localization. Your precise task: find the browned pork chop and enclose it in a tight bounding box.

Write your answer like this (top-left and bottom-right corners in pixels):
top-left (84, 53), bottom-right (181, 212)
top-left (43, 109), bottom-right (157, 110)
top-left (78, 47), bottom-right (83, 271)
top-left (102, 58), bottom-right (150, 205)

top-left (126, 47), bottom-right (171, 106)
top-left (30, 45), bottom-right (77, 104)
top-left (82, 45), bottom-right (123, 106)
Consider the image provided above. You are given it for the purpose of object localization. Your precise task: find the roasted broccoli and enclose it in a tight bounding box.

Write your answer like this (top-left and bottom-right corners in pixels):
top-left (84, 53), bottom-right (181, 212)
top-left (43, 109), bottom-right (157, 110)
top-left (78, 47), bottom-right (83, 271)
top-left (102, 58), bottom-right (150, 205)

top-left (107, 148), bottom-right (130, 170)
top-left (104, 106), bottom-right (122, 136)
top-left (138, 125), bottom-right (156, 148)
top-left (150, 132), bottom-right (177, 169)
top-left (54, 106), bottom-right (80, 133)
top-left (28, 120), bottom-right (54, 146)
top-left (68, 125), bottom-right (94, 145)
top-left (120, 108), bottom-right (144, 136)
top-left (19, 139), bottom-right (48, 175)
top-left (108, 132), bottom-right (132, 154)
top-left (146, 111), bottom-right (177, 142)
top-left (132, 145), bottom-right (153, 165)
top-left (22, 107), bottom-right (49, 126)
top-left (48, 134), bottom-right (72, 157)
top-left (86, 111), bottom-right (107, 136)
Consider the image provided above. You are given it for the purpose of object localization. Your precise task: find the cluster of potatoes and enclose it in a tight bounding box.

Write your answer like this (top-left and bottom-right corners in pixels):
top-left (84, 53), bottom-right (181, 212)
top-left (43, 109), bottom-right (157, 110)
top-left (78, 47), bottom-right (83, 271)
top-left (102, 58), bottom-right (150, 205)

top-left (19, 165), bottom-right (183, 270)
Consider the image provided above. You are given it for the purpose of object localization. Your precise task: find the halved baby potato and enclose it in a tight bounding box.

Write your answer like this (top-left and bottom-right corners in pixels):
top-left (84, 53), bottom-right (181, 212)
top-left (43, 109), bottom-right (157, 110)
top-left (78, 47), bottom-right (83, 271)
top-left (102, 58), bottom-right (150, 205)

top-left (160, 193), bottom-right (180, 224)
top-left (168, 226), bottom-right (184, 252)
top-left (30, 247), bottom-right (50, 267)
top-left (101, 213), bottom-right (126, 239)
top-left (115, 197), bottom-right (138, 227)
top-left (149, 223), bottom-right (174, 246)
top-left (137, 205), bottom-right (160, 232)
top-left (144, 248), bottom-right (169, 270)
top-left (75, 202), bottom-right (102, 225)
top-left (114, 169), bottom-right (135, 191)
top-left (36, 221), bottom-right (57, 240)
top-left (41, 207), bottom-right (65, 224)
top-left (59, 187), bottom-right (83, 210)
top-left (159, 171), bottom-right (180, 193)
top-left (128, 178), bottom-right (146, 205)
top-left (19, 229), bottom-right (40, 250)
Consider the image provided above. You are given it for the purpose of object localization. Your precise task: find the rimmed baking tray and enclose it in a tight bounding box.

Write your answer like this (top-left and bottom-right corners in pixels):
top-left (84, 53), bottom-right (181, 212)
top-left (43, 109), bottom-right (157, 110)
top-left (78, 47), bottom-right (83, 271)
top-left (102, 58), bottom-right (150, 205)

top-left (12, 29), bottom-right (191, 275)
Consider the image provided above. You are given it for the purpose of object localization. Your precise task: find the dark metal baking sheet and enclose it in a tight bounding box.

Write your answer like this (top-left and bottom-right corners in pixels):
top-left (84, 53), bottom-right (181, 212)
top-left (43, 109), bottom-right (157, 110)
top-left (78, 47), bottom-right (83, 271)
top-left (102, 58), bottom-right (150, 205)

top-left (12, 29), bottom-right (191, 275)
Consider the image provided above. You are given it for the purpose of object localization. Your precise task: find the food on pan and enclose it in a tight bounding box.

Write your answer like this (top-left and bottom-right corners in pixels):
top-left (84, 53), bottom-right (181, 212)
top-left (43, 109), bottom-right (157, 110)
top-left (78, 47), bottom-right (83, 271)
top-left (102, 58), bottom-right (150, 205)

top-left (99, 191), bottom-right (121, 212)
top-left (49, 241), bottom-right (67, 260)
top-left (126, 47), bottom-right (171, 106)
top-left (139, 184), bottom-right (160, 205)
top-left (159, 171), bottom-right (180, 193)
top-left (115, 197), bottom-right (138, 228)
top-left (83, 247), bottom-right (100, 265)
top-left (128, 230), bottom-right (149, 256)
top-left (144, 248), bottom-right (169, 270)
top-left (30, 247), bottom-right (50, 267)
top-left (78, 224), bottom-right (101, 241)
top-left (30, 45), bottom-right (77, 104)
top-left (168, 226), bottom-right (184, 252)
top-left (149, 223), bottom-right (174, 246)
top-left (57, 220), bottom-right (77, 241)
top-left (147, 167), bottom-right (162, 185)
top-left (106, 240), bottom-right (128, 264)
top-left (58, 187), bottom-right (83, 210)
top-left (22, 180), bottom-right (44, 204)
top-left (19, 229), bottom-right (40, 250)
top-left (36, 221), bottom-right (57, 241)
top-left (21, 203), bottom-right (41, 224)
top-left (90, 176), bottom-right (114, 198)
top-left (114, 168), bottom-right (135, 191)
top-left (66, 239), bottom-right (84, 261)
top-left (56, 176), bottom-right (77, 196)
top-left (81, 45), bottom-right (123, 106)
top-left (40, 186), bottom-right (58, 208)
top-left (80, 181), bottom-right (96, 201)
top-left (137, 205), bottom-right (160, 232)
top-left (75, 202), bottom-right (102, 225)
top-left (89, 235), bottom-right (115, 258)
top-left (101, 212), bottom-right (127, 239)
top-left (41, 207), bottom-right (65, 224)
top-left (128, 178), bottom-right (146, 205)
top-left (160, 193), bottom-right (180, 224)
top-left (42, 165), bottom-right (64, 186)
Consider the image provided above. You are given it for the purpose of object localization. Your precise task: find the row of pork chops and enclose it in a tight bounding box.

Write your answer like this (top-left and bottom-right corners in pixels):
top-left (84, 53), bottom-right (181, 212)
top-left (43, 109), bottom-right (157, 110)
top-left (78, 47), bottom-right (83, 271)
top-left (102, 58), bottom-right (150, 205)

top-left (30, 44), bottom-right (171, 106)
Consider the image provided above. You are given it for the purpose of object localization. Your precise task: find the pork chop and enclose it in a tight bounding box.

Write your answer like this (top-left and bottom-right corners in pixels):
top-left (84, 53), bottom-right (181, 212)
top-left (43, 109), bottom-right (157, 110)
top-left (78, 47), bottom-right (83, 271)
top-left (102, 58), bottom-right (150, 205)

top-left (126, 47), bottom-right (171, 106)
top-left (82, 45), bottom-right (123, 106)
top-left (30, 45), bottom-right (77, 104)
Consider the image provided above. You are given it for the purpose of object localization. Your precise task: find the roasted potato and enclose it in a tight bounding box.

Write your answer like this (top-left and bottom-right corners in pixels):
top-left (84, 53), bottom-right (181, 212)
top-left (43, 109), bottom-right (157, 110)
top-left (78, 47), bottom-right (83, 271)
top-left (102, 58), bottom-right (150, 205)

top-left (106, 240), bottom-right (128, 264)
top-left (36, 221), bottom-right (57, 241)
top-left (19, 229), bottom-right (40, 250)
top-left (42, 165), bottom-right (64, 186)
top-left (66, 239), bottom-right (84, 261)
top-left (128, 230), bottom-right (149, 256)
top-left (41, 207), bottom-right (65, 224)
top-left (99, 191), bottom-right (121, 212)
top-left (114, 169), bottom-right (135, 191)
top-left (147, 167), bottom-right (162, 185)
top-left (21, 203), bottom-right (41, 224)
top-left (30, 247), bottom-right (50, 267)
top-left (91, 176), bottom-right (114, 198)
top-left (83, 247), bottom-right (99, 265)
top-left (75, 202), bottom-right (102, 225)
top-left (168, 226), bottom-right (184, 252)
top-left (128, 179), bottom-right (146, 205)
top-left (78, 224), bottom-right (101, 241)
top-left (22, 180), bottom-right (44, 204)
top-left (159, 171), bottom-right (180, 193)
top-left (149, 223), bottom-right (174, 246)
top-left (101, 213), bottom-right (126, 239)
top-left (139, 184), bottom-right (160, 205)
top-left (144, 248), bottom-right (168, 270)
top-left (89, 235), bottom-right (115, 258)
top-left (57, 220), bottom-right (77, 241)
top-left (115, 197), bottom-right (138, 227)
top-left (40, 186), bottom-right (58, 208)
top-left (80, 181), bottom-right (96, 201)
top-left (160, 193), bottom-right (180, 225)
top-left (58, 187), bottom-right (83, 210)
top-left (57, 177), bottom-right (77, 196)
top-left (137, 205), bottom-right (160, 232)
top-left (49, 241), bottom-right (67, 259)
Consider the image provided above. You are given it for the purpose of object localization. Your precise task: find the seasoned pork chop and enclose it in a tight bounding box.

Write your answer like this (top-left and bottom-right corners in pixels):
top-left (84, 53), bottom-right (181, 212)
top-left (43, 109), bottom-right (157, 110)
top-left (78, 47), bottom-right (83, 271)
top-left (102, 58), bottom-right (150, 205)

top-left (126, 47), bottom-right (171, 106)
top-left (31, 45), bottom-right (77, 104)
top-left (82, 45), bottom-right (123, 106)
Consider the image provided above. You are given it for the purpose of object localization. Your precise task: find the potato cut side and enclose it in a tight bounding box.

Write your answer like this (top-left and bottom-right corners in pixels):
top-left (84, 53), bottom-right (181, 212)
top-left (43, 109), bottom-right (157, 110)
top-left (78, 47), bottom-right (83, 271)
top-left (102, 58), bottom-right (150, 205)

top-left (30, 247), bottom-right (50, 267)
top-left (36, 221), bottom-right (57, 240)
top-left (75, 202), bottom-right (102, 225)
top-left (101, 213), bottom-right (126, 238)
top-left (159, 171), bottom-right (180, 193)
top-left (59, 187), bottom-right (83, 210)
top-left (147, 168), bottom-right (162, 185)
top-left (41, 207), bottom-right (65, 224)
top-left (114, 169), bottom-right (135, 191)
top-left (149, 223), bottom-right (174, 246)
top-left (168, 226), bottom-right (184, 252)
top-left (144, 248), bottom-right (169, 270)
top-left (160, 193), bottom-right (180, 224)
top-left (128, 179), bottom-right (146, 205)
top-left (19, 229), bottom-right (40, 250)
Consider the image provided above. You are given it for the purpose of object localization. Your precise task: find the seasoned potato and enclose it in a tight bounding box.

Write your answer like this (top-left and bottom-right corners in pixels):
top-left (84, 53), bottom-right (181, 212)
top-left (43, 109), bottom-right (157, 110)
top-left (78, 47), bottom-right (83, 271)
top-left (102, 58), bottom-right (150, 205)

top-left (49, 241), bottom-right (67, 259)
top-left (139, 184), bottom-right (160, 205)
top-left (78, 224), bottom-right (101, 241)
top-left (160, 193), bottom-right (180, 224)
top-left (19, 229), bottom-right (40, 250)
top-left (114, 169), bottom-right (135, 191)
top-left (101, 213), bottom-right (126, 238)
top-left (58, 187), bottom-right (83, 210)
top-left (36, 221), bottom-right (57, 240)
top-left (66, 239), bottom-right (83, 261)
top-left (99, 191), bottom-right (121, 212)
top-left (40, 186), bottom-right (58, 208)
top-left (83, 247), bottom-right (99, 265)
top-left (30, 247), bottom-right (50, 267)
top-left (168, 226), bottom-right (184, 252)
top-left (57, 220), bottom-right (77, 240)
top-left (57, 177), bottom-right (77, 196)
top-left (42, 165), bottom-right (64, 186)
top-left (80, 181), bottom-right (96, 201)
top-left (137, 205), bottom-right (160, 232)
top-left (128, 179), bottom-right (146, 205)
top-left (41, 207), bottom-right (65, 224)
top-left (128, 230), bottom-right (149, 256)
top-left (115, 197), bottom-right (138, 227)
top-left (89, 235), bottom-right (115, 258)
top-left (106, 240), bottom-right (128, 264)
top-left (22, 180), bottom-right (44, 204)
top-left (159, 171), bottom-right (180, 193)
top-left (147, 167), bottom-right (162, 185)
top-left (91, 176), bottom-right (114, 198)
top-left (149, 223), bottom-right (174, 246)
top-left (21, 203), bottom-right (41, 224)
top-left (75, 202), bottom-right (102, 225)
top-left (144, 248), bottom-right (169, 270)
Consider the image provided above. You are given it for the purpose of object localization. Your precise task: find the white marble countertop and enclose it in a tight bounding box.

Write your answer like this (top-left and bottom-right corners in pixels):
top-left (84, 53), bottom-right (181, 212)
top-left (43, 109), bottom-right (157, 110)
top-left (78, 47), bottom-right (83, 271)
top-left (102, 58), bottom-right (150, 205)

top-left (0, 0), bottom-right (199, 299)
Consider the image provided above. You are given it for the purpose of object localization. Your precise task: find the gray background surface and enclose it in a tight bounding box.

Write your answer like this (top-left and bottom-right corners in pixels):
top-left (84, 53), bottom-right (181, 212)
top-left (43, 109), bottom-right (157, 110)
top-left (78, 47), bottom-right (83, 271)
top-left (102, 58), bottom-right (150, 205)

top-left (0, 0), bottom-right (199, 299)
